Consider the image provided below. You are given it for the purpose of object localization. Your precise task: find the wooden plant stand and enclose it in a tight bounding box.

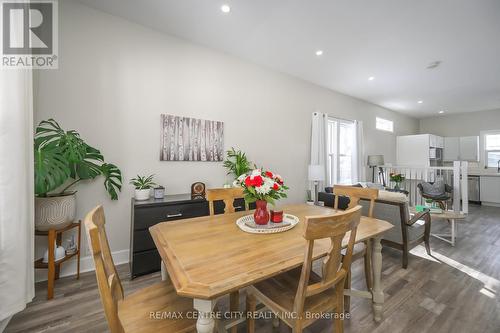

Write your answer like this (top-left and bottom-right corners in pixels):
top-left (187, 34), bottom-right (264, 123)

top-left (34, 221), bottom-right (81, 300)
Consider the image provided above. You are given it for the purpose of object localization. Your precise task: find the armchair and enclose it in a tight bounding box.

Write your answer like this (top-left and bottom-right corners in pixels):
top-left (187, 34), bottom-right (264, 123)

top-left (319, 189), bottom-right (432, 268)
top-left (358, 196), bottom-right (431, 269)
top-left (417, 181), bottom-right (453, 210)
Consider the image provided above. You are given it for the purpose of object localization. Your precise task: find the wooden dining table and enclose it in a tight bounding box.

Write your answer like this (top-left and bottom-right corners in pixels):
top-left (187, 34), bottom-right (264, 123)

top-left (150, 203), bottom-right (393, 333)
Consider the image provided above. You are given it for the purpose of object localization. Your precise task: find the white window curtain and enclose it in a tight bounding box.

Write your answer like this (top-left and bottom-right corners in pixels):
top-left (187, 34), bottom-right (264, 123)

top-left (0, 69), bottom-right (35, 328)
top-left (310, 112), bottom-right (329, 200)
top-left (352, 120), bottom-right (365, 183)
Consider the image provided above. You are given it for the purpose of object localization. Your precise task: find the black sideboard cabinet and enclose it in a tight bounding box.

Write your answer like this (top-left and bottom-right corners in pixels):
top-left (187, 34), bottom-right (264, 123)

top-left (130, 194), bottom-right (251, 279)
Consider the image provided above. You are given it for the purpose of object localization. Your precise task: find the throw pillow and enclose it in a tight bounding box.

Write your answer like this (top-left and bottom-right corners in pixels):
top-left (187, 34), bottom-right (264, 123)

top-left (421, 180), bottom-right (445, 196)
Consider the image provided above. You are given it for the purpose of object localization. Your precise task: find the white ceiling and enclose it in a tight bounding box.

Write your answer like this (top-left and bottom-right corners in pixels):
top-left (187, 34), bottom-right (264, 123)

top-left (77, 0), bottom-right (500, 118)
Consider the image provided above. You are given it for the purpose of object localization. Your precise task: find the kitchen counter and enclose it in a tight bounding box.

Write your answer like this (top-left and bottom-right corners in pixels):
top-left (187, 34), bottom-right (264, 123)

top-left (467, 170), bottom-right (500, 177)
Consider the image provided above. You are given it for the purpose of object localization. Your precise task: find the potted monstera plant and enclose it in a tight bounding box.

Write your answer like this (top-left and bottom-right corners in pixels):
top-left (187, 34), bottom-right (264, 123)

top-left (34, 119), bottom-right (122, 231)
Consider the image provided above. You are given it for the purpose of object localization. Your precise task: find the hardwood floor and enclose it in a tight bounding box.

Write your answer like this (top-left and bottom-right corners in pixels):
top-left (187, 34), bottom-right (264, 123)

top-left (6, 205), bottom-right (500, 333)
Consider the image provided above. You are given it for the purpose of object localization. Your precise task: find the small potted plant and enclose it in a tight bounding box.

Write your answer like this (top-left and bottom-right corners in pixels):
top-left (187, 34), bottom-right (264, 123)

top-left (390, 172), bottom-right (405, 190)
top-left (130, 174), bottom-right (156, 201)
top-left (223, 147), bottom-right (254, 181)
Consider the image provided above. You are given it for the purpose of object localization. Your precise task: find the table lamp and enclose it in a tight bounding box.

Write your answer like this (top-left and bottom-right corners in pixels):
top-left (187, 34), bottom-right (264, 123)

top-left (367, 155), bottom-right (384, 182)
top-left (308, 164), bottom-right (325, 205)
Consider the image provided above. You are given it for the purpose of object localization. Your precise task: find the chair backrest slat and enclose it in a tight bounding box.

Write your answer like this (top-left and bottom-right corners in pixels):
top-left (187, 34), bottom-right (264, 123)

top-left (333, 185), bottom-right (379, 217)
top-left (293, 206), bottom-right (361, 314)
top-left (84, 206), bottom-right (124, 333)
top-left (206, 187), bottom-right (246, 216)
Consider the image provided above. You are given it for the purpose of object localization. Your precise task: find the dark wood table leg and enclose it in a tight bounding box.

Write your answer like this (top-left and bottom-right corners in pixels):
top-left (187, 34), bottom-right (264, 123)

top-left (77, 221), bottom-right (81, 279)
top-left (47, 229), bottom-right (56, 300)
top-left (55, 233), bottom-right (62, 280)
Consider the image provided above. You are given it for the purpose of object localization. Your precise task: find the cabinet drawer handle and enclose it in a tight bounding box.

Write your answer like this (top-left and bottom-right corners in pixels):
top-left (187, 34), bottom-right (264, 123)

top-left (166, 213), bottom-right (183, 218)
top-left (234, 206), bottom-right (243, 209)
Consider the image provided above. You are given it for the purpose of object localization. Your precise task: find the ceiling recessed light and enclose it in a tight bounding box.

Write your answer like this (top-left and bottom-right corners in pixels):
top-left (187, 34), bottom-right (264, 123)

top-left (368, 76), bottom-right (375, 81)
top-left (220, 4), bottom-right (231, 13)
top-left (315, 50), bottom-right (323, 56)
top-left (439, 110), bottom-right (445, 114)
top-left (426, 61), bottom-right (442, 69)
top-left (417, 100), bottom-right (423, 104)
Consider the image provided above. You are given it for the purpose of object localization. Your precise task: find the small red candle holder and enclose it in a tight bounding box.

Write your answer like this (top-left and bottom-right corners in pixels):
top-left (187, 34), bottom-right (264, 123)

top-left (270, 210), bottom-right (283, 223)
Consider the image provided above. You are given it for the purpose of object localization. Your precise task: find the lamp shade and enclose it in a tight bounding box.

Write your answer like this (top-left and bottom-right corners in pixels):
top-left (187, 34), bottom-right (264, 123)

top-left (367, 155), bottom-right (384, 166)
top-left (308, 164), bottom-right (325, 181)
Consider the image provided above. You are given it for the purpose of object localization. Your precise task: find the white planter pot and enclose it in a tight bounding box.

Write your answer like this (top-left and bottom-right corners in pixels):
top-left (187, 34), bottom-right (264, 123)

top-left (35, 194), bottom-right (76, 231)
top-left (134, 188), bottom-right (151, 201)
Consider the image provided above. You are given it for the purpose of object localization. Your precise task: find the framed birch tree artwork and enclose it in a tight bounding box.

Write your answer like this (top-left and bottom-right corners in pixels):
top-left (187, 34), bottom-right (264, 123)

top-left (160, 114), bottom-right (224, 161)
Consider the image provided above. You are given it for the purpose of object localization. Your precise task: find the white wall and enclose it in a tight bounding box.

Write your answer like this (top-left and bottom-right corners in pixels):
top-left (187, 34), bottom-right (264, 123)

top-left (34, 0), bottom-right (418, 267)
top-left (419, 109), bottom-right (500, 137)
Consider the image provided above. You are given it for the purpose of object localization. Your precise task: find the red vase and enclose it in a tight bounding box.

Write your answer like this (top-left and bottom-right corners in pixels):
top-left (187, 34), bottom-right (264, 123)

top-left (254, 200), bottom-right (270, 225)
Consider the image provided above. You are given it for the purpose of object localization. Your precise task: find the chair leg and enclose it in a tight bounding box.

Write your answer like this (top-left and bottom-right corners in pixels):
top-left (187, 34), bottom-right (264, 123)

top-left (363, 241), bottom-right (373, 290)
top-left (334, 285), bottom-right (344, 333)
top-left (424, 237), bottom-right (431, 256)
top-left (402, 246), bottom-right (408, 269)
top-left (292, 323), bottom-right (303, 333)
top-left (343, 270), bottom-right (351, 313)
top-left (230, 291), bottom-right (239, 333)
top-left (246, 293), bottom-right (256, 333)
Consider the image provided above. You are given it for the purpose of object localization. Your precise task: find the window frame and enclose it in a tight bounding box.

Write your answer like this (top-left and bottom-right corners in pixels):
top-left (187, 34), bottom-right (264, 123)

top-left (327, 117), bottom-right (356, 185)
top-left (481, 130), bottom-right (500, 168)
top-left (375, 117), bottom-right (394, 133)
top-left (486, 151), bottom-right (500, 168)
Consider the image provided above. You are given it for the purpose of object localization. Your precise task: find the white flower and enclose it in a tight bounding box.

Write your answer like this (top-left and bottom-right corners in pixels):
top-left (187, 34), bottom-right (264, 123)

top-left (256, 183), bottom-right (270, 195)
top-left (256, 177), bottom-right (274, 195)
top-left (251, 169), bottom-right (261, 177)
top-left (232, 180), bottom-right (241, 187)
top-left (237, 174), bottom-right (246, 182)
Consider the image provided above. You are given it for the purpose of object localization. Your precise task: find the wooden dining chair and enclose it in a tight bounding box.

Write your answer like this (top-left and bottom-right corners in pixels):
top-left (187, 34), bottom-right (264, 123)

top-left (246, 206), bottom-right (361, 333)
top-left (206, 187), bottom-right (247, 216)
top-left (206, 187), bottom-right (247, 332)
top-left (333, 185), bottom-right (378, 312)
top-left (84, 206), bottom-right (196, 333)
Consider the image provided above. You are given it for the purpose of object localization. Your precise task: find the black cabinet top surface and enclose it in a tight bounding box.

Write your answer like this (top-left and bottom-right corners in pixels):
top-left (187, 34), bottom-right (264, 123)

top-left (132, 193), bottom-right (205, 208)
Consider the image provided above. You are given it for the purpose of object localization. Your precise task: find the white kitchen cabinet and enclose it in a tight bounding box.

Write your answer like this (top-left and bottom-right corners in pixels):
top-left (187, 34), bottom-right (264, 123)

top-left (442, 136), bottom-right (479, 161)
top-left (459, 136), bottom-right (479, 161)
top-left (437, 136), bottom-right (444, 148)
top-left (428, 134), bottom-right (444, 148)
top-left (444, 137), bottom-right (460, 161)
top-left (429, 135), bottom-right (436, 148)
top-left (480, 176), bottom-right (500, 204)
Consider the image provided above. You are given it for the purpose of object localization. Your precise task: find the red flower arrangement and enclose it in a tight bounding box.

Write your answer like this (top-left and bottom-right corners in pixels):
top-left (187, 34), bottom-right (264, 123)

top-left (234, 169), bottom-right (288, 205)
top-left (234, 169), bottom-right (289, 225)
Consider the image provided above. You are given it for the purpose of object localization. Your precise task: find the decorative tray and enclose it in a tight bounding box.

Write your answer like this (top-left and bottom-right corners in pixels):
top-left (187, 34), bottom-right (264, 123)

top-left (236, 214), bottom-right (299, 234)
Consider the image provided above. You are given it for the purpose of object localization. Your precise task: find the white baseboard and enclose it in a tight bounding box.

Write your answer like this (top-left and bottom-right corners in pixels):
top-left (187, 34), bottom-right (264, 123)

top-left (481, 202), bottom-right (500, 207)
top-left (35, 249), bottom-right (129, 283)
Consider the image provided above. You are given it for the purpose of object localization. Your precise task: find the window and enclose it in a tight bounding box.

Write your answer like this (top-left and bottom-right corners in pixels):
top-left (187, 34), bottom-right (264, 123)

top-left (485, 133), bottom-right (500, 168)
top-left (376, 117), bottom-right (393, 132)
top-left (327, 118), bottom-right (355, 185)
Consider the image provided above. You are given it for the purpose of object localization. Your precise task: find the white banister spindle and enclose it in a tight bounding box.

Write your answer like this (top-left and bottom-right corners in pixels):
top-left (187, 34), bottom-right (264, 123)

top-left (461, 161), bottom-right (468, 214)
top-left (453, 161), bottom-right (461, 212)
